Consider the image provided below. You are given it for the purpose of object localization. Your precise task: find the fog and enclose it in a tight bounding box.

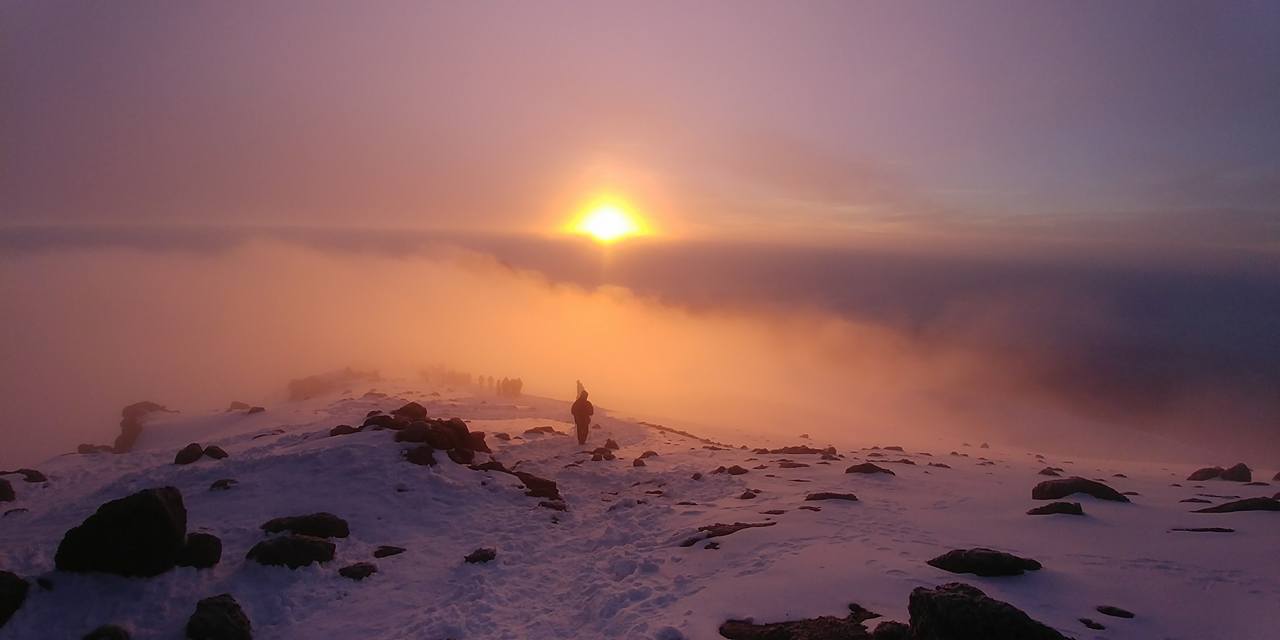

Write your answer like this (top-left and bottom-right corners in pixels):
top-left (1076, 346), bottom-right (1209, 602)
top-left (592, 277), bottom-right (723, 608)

top-left (3, 229), bottom-right (1275, 468)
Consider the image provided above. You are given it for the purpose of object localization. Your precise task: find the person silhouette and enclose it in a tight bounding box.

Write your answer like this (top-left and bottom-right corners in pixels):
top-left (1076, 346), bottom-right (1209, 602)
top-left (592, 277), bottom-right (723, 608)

top-left (571, 389), bottom-right (594, 445)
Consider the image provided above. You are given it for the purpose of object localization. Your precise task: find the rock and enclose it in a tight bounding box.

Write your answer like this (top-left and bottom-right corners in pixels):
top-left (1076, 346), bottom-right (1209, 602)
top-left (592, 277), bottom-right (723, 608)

top-left (260, 513), bottom-right (349, 538)
top-left (373, 545), bottom-right (405, 558)
top-left (1170, 527), bottom-right (1234, 533)
top-left (640, 450), bottom-right (659, 459)
top-left (245, 534), bottom-right (334, 568)
top-left (1078, 618), bottom-right (1105, 630)
top-left (186, 594), bottom-right (251, 640)
top-left (1179, 498), bottom-right (1211, 503)
top-left (1220, 463), bottom-right (1252, 482)
top-left (1, 571), bottom-right (29, 630)
top-left (82, 624), bottom-right (131, 639)
top-left (691, 473), bottom-right (703, 480)
top-left (329, 424), bottom-right (359, 437)
top-left (604, 439), bottom-right (620, 450)
top-left (1274, 471), bottom-right (1280, 481)
top-left (447, 448), bottom-right (476, 465)
top-left (391, 402), bottom-right (428, 421)
top-left (1037, 467), bottom-right (1061, 476)
top-left (523, 426), bottom-right (560, 436)
top-left (339, 562), bottom-right (377, 581)
top-left (633, 458), bottom-right (646, 467)
top-left (395, 422), bottom-right (431, 443)
top-left (174, 444), bottom-right (205, 465)
top-left (1, 469), bottom-right (47, 483)
top-left (115, 401), bottom-right (169, 453)
top-left (720, 602), bottom-right (878, 639)
top-left (362, 414), bottom-right (396, 430)
top-left (927, 548), bottom-right (1041, 576)
top-left (1187, 467), bottom-right (1223, 481)
top-left (908, 582), bottom-right (1065, 640)
top-left (884, 458), bottom-right (917, 466)
top-left (246, 406), bottom-right (265, 415)
top-left (176, 533), bottom-right (222, 569)
top-left (464, 548), bottom-right (496, 564)
top-left (1192, 497), bottom-right (1280, 513)
top-left (56, 487), bottom-right (187, 577)
top-left (798, 505), bottom-right (821, 512)
top-left (493, 432), bottom-right (511, 441)
top-left (467, 432), bottom-right (491, 453)
top-left (405, 445), bottom-right (437, 466)
top-left (1096, 605), bottom-right (1134, 619)
top-left (927, 463), bottom-right (951, 469)
top-left (778, 461), bottom-right (810, 469)
top-left (846, 463), bottom-right (895, 475)
top-left (755, 446), bottom-right (834, 455)
top-left (439, 418), bottom-right (471, 447)
top-left (1031, 477), bottom-right (1129, 502)
top-left (679, 521), bottom-right (776, 547)
top-left (77, 444), bottom-right (114, 454)
top-left (0, 480), bottom-right (12, 502)
top-left (805, 492), bottom-right (859, 502)
top-left (514, 471), bottom-right (561, 500)
top-left (737, 491), bottom-right (757, 500)
top-left (871, 621), bottom-right (910, 639)
top-left (202, 446), bottom-right (228, 460)
top-left (209, 479), bottom-right (237, 491)
top-left (726, 465), bottom-right (749, 475)
top-left (540, 500), bottom-right (568, 511)
top-left (1026, 502), bottom-right (1083, 516)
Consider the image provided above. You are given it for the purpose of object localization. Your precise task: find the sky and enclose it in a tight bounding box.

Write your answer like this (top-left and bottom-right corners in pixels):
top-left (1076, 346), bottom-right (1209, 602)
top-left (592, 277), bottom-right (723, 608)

top-left (1, 2), bottom-right (1278, 465)
top-left (3, 0), bottom-right (1279, 249)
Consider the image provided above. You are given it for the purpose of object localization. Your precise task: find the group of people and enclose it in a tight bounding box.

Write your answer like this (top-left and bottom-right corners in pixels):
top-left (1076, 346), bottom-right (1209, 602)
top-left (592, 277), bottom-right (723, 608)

top-left (478, 375), bottom-right (523, 397)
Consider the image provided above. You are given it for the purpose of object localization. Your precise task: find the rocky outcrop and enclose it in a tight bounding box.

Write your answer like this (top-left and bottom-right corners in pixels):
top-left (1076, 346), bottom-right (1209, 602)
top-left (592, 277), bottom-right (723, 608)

top-left (1031, 477), bottom-right (1128, 502)
top-left (464, 548), bottom-right (496, 564)
top-left (926, 548), bottom-right (1042, 577)
top-left (55, 487), bottom-right (187, 577)
top-left (404, 446), bottom-right (437, 466)
top-left (176, 533), bottom-right (222, 569)
top-left (373, 545), bottom-right (405, 558)
top-left (679, 521), bottom-right (776, 547)
top-left (0, 480), bottom-right (12, 503)
top-left (202, 446), bottom-right (228, 460)
top-left (846, 463), bottom-right (894, 475)
top-left (1187, 466), bottom-right (1222, 481)
top-left (1220, 463), bottom-right (1252, 482)
top-left (115, 401), bottom-right (169, 454)
top-left (1192, 497), bottom-right (1280, 513)
top-left (719, 607), bottom-right (875, 639)
top-left (391, 401), bottom-right (428, 421)
top-left (186, 594), bottom-right (252, 640)
top-left (339, 562), bottom-right (378, 581)
top-left (0, 571), bottom-right (29, 630)
top-left (907, 582), bottom-right (1065, 639)
top-left (1026, 502), bottom-right (1083, 516)
top-left (260, 513), bottom-right (349, 538)
top-left (246, 535), bottom-right (334, 568)
top-left (805, 492), bottom-right (859, 502)
top-left (329, 424), bottom-right (359, 437)
top-left (174, 444), bottom-right (205, 465)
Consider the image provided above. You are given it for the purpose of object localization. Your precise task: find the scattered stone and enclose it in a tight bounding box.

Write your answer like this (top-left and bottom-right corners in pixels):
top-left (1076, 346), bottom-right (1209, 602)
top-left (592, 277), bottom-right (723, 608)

top-left (373, 545), bottom-right (405, 558)
top-left (363, 414), bottom-right (396, 430)
top-left (639, 450), bottom-right (659, 459)
top-left (208, 479), bottom-right (237, 492)
top-left (466, 432), bottom-right (491, 453)
top-left (908, 582), bottom-right (1065, 639)
top-left (1180, 498), bottom-right (1211, 503)
top-left (82, 624), bottom-right (131, 639)
top-left (679, 521), bottom-right (776, 547)
top-left (523, 426), bottom-right (561, 436)
top-left (55, 487), bottom-right (187, 577)
top-left (1192, 497), bottom-right (1280, 513)
top-left (391, 401), bottom-right (428, 421)
top-left (176, 532), bottom-right (222, 569)
top-left (805, 492), bottom-right (859, 502)
top-left (1245, 481), bottom-right (1270, 486)
top-left (246, 534), bottom-right (334, 568)
top-left (1112, 473), bottom-right (1127, 478)
top-left (883, 458), bottom-right (916, 465)
top-left (1079, 618), bottom-right (1105, 630)
top-left (464, 548), bottom-right (496, 564)
top-left (1170, 527), bottom-right (1234, 533)
top-left (778, 461), bottom-right (810, 469)
top-left (846, 463), bottom-right (894, 475)
top-left (726, 465), bottom-right (749, 475)
top-left (493, 432), bottom-right (511, 441)
top-left (261, 513), bottom-right (349, 538)
top-left (1096, 605), bottom-right (1134, 619)
top-left (927, 548), bottom-right (1041, 577)
top-left (0, 480), bottom-right (12, 502)
top-left (691, 473), bottom-right (703, 480)
top-left (339, 562), bottom-right (378, 581)
top-left (0, 469), bottom-right (46, 483)
top-left (174, 444), bottom-right (205, 465)
top-left (1037, 467), bottom-right (1062, 476)
top-left (872, 621), bottom-right (910, 639)
top-left (927, 462), bottom-right (951, 469)
top-left (513, 471), bottom-right (561, 500)
top-left (228, 401), bottom-right (251, 411)
top-left (202, 446), bottom-right (228, 460)
top-left (405, 446), bottom-right (437, 466)
top-left (246, 406), bottom-right (265, 415)
top-left (539, 500), bottom-right (568, 511)
top-left (1, 571), bottom-right (29, 630)
top-left (77, 444), bottom-right (115, 454)
top-left (738, 491), bottom-right (757, 500)
top-left (1188, 466), bottom-right (1223, 481)
top-left (798, 505), bottom-right (822, 512)
top-left (329, 424), bottom-right (359, 437)
top-left (604, 439), bottom-right (620, 450)
top-left (186, 594), bottom-right (251, 640)
top-left (633, 459), bottom-right (646, 467)
top-left (1032, 477), bottom-right (1129, 502)
top-left (1026, 502), bottom-right (1083, 516)
top-left (761, 509), bottom-right (787, 515)
top-left (1220, 463), bottom-right (1252, 482)
top-left (447, 448), bottom-right (475, 465)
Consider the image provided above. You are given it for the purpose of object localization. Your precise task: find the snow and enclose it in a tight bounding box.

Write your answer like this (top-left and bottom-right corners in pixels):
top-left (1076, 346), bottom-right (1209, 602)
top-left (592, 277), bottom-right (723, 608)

top-left (2, 382), bottom-right (1278, 639)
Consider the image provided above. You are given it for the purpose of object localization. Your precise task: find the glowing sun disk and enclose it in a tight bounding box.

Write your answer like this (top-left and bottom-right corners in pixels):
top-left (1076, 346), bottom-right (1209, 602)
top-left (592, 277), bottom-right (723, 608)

top-left (573, 203), bottom-right (644, 243)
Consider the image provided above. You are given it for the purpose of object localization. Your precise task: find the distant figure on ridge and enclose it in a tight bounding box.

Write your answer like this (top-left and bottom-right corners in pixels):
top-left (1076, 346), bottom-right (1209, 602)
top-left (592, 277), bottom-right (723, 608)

top-left (571, 389), bottom-right (594, 445)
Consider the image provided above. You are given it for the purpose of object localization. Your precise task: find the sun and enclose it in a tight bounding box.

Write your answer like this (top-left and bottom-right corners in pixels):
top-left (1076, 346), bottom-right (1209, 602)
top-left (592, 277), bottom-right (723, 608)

top-left (570, 202), bottom-right (646, 243)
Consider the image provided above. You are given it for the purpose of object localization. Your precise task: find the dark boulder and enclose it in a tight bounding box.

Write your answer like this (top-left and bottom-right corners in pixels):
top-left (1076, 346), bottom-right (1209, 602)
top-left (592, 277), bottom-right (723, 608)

top-left (1096, 605), bottom-right (1134, 619)
top-left (82, 624), bottom-right (131, 639)
top-left (1026, 502), bottom-right (1083, 516)
top-left (186, 594), bottom-right (251, 640)
top-left (778, 461), bottom-right (810, 469)
top-left (1, 469), bottom-right (47, 483)
top-left (720, 602), bottom-right (878, 639)
top-left (174, 444), bottom-right (204, 465)
top-left (56, 487), bottom-right (187, 577)
top-left (1031, 477), bottom-right (1128, 502)
top-left (1187, 467), bottom-right (1223, 481)
top-left (871, 621), bottom-right (910, 639)
top-left (391, 402), bottom-right (428, 421)
top-left (846, 463), bottom-right (894, 475)
top-left (228, 401), bottom-right (251, 411)
top-left (338, 562), bottom-right (377, 581)
top-left (1, 571), bottom-right (29, 630)
top-left (202, 446), bottom-right (228, 460)
top-left (245, 406), bottom-right (265, 415)
top-left (209, 479), bottom-right (237, 491)
top-left (260, 513), bottom-right (349, 538)
top-left (633, 458), bottom-right (646, 467)
top-left (394, 422), bottom-right (431, 443)
top-left (405, 446), bottom-right (437, 466)
top-left (447, 448), bottom-right (476, 465)
top-left (640, 450), bottom-right (659, 459)
top-left (467, 432), bottom-right (491, 453)
top-left (372, 545), bottom-right (405, 558)
top-left (1078, 618), bottom-right (1104, 630)
top-left (1037, 467), bottom-right (1061, 476)
top-left (805, 492), bottom-right (859, 502)
top-left (464, 548), bottom-right (496, 564)
top-left (245, 534), bottom-right (334, 568)
top-left (115, 401), bottom-right (168, 453)
top-left (1220, 463), bottom-right (1251, 482)
top-left (908, 582), bottom-right (1065, 640)
top-left (1192, 497), bottom-right (1280, 513)
top-left (176, 533), bottom-right (222, 569)
top-left (440, 418), bottom-right (471, 446)
top-left (726, 465), bottom-right (749, 475)
top-left (679, 521), bottom-right (776, 547)
top-left (514, 471), bottom-right (561, 500)
top-left (362, 414), bottom-right (396, 430)
top-left (927, 548), bottom-right (1041, 577)
top-left (603, 438), bottom-right (620, 450)
top-left (523, 426), bottom-right (560, 435)
top-left (0, 480), bottom-right (12, 502)
top-left (329, 424), bottom-right (358, 437)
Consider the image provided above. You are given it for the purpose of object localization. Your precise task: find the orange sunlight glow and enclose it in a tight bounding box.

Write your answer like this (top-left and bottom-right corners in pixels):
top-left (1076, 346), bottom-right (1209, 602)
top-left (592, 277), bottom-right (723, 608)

top-left (568, 201), bottom-right (648, 243)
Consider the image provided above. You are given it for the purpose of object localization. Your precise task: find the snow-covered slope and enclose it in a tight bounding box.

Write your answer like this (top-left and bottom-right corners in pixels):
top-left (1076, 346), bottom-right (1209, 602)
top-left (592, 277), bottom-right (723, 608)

top-left (2, 382), bottom-right (1277, 639)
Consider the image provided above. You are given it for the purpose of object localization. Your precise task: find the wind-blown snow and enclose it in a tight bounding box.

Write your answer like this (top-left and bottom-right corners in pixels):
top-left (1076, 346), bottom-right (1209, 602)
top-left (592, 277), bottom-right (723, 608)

top-left (2, 382), bottom-right (1277, 639)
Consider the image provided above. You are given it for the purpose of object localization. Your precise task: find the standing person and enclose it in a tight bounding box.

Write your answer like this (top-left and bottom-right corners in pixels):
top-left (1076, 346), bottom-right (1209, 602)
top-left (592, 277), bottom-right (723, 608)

top-left (571, 389), bottom-right (594, 446)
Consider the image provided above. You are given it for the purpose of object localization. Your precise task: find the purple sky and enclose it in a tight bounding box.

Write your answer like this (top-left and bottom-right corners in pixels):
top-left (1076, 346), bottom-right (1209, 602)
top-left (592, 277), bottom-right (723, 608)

top-left (3, 1), bottom-right (1279, 249)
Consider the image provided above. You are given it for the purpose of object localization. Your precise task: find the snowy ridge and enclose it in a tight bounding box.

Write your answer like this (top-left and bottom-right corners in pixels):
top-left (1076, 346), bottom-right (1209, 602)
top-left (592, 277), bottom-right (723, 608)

top-left (2, 382), bottom-right (1278, 639)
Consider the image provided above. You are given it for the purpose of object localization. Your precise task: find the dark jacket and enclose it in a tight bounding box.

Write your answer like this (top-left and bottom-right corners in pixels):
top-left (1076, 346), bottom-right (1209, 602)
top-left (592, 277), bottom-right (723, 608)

top-left (571, 397), bottom-right (594, 423)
